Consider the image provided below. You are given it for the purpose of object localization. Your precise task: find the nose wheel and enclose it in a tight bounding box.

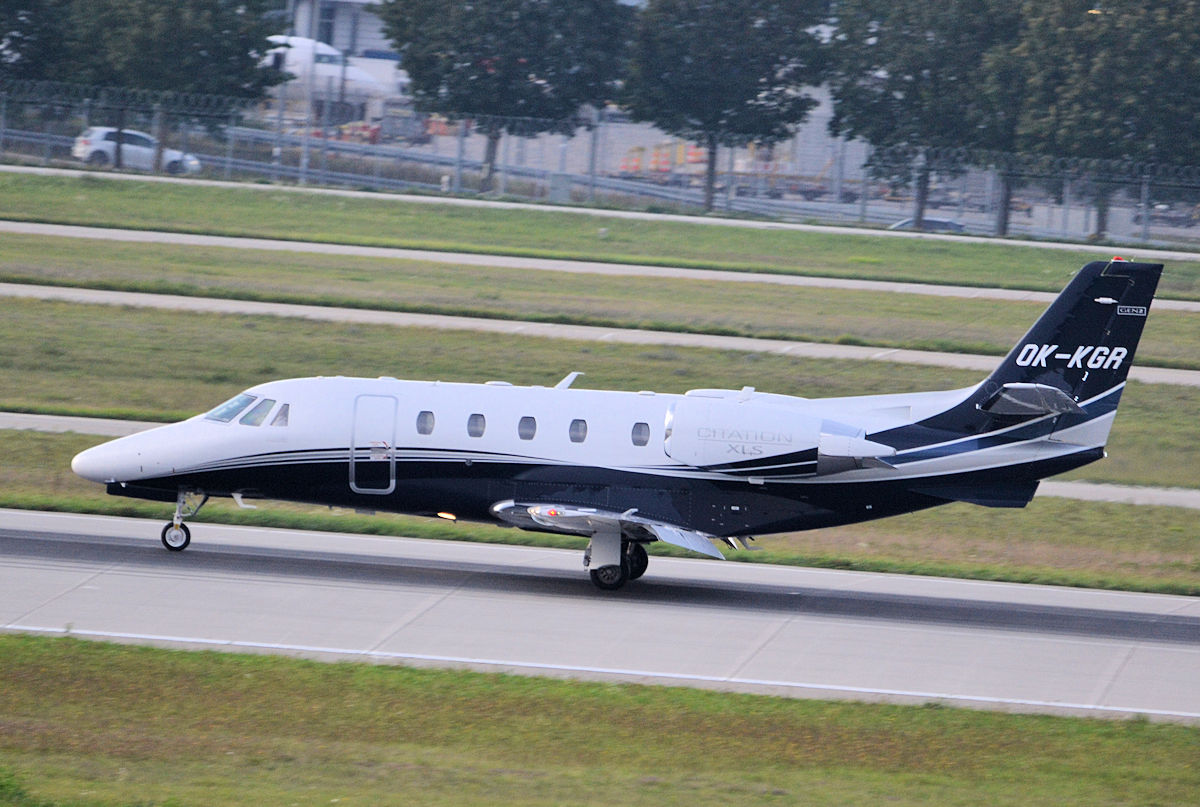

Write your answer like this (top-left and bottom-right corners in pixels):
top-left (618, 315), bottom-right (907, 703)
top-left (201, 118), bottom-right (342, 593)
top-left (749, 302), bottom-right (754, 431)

top-left (162, 489), bottom-right (207, 552)
top-left (161, 522), bottom-right (191, 551)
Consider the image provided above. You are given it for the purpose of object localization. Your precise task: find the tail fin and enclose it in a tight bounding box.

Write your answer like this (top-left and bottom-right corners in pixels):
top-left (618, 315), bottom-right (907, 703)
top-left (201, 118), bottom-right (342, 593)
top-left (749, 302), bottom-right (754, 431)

top-left (931, 258), bottom-right (1161, 431)
top-left (979, 258), bottom-right (1162, 404)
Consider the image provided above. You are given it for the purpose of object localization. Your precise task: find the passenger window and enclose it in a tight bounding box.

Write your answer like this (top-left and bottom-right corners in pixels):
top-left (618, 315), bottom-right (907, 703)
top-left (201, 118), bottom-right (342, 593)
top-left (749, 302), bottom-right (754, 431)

top-left (205, 393), bottom-right (256, 422)
top-left (270, 403), bottom-right (290, 427)
top-left (631, 422), bottom-right (650, 446)
top-left (518, 416), bottom-right (536, 440)
top-left (569, 419), bottom-right (588, 443)
top-left (416, 410), bottom-right (435, 435)
top-left (467, 413), bottom-right (486, 437)
top-left (239, 398), bottom-right (277, 426)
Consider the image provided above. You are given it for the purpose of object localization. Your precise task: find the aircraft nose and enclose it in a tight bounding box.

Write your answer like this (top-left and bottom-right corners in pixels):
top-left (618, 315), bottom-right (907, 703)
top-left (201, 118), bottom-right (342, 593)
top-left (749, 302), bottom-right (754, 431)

top-left (72, 443), bottom-right (119, 483)
top-left (71, 439), bottom-right (143, 483)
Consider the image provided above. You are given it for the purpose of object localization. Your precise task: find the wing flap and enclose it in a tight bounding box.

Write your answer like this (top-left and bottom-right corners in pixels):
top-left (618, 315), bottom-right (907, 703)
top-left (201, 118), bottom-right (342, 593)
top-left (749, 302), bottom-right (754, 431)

top-left (490, 500), bottom-right (724, 559)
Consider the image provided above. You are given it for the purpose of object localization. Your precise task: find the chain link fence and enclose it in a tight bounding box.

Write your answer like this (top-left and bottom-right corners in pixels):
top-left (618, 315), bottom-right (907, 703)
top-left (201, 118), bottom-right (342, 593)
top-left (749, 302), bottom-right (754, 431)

top-left (4, 78), bottom-right (1200, 249)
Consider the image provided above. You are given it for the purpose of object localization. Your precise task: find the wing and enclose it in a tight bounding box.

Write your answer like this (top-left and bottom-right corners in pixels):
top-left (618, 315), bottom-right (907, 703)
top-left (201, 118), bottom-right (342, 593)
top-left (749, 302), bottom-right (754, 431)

top-left (490, 500), bottom-right (725, 559)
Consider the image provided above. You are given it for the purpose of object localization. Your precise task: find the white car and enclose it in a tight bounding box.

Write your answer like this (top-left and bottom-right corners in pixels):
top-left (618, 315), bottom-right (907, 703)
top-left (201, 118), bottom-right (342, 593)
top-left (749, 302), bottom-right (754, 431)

top-left (72, 127), bottom-right (202, 174)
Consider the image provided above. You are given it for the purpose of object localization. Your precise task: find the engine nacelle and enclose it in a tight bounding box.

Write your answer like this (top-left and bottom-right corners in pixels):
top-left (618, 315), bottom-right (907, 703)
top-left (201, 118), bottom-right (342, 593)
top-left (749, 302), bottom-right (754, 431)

top-left (664, 394), bottom-right (820, 469)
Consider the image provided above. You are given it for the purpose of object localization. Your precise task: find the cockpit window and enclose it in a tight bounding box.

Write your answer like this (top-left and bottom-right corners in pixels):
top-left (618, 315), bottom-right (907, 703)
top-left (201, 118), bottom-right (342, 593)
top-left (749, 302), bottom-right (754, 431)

top-left (205, 393), bottom-right (256, 422)
top-left (239, 398), bottom-right (277, 426)
top-left (269, 403), bottom-right (290, 427)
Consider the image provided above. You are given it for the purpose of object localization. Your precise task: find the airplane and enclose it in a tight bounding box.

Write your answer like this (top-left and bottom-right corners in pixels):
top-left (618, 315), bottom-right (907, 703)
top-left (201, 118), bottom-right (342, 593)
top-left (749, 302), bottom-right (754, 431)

top-left (72, 257), bottom-right (1161, 590)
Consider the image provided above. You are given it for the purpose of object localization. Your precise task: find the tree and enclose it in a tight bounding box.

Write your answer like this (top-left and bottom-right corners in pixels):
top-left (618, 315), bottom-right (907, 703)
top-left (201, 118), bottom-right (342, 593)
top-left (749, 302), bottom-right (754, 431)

top-left (378, 0), bottom-right (631, 192)
top-left (1, 0), bottom-right (285, 99)
top-left (1017, 0), bottom-right (1200, 238)
top-left (0, 0), bottom-right (73, 81)
top-left (827, 0), bottom-right (1024, 231)
top-left (623, 0), bottom-right (826, 212)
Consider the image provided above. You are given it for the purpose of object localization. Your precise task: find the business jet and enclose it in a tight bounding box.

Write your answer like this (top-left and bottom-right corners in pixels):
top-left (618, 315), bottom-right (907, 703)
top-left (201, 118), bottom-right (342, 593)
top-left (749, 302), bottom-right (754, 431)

top-left (72, 258), bottom-right (1161, 589)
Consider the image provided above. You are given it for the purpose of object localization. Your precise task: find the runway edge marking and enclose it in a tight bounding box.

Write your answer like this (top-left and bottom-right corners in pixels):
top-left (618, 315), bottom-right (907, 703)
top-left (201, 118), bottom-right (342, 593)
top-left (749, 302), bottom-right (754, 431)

top-left (4, 624), bottom-right (1198, 722)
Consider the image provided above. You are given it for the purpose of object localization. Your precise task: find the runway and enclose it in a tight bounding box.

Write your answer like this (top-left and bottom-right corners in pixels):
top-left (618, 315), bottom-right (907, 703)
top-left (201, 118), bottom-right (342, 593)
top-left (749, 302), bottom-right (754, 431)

top-left (3, 509), bottom-right (1198, 722)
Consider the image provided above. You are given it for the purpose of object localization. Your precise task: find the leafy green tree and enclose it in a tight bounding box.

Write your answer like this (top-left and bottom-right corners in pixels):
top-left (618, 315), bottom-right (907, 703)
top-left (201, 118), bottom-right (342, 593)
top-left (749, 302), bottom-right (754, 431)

top-left (827, 0), bottom-right (1024, 231)
top-left (0, 0), bottom-right (74, 81)
top-left (68, 0), bottom-right (285, 97)
top-left (623, 0), bottom-right (827, 212)
top-left (1, 0), bottom-right (285, 99)
top-left (378, 0), bottom-right (631, 192)
top-left (1017, 0), bottom-right (1200, 238)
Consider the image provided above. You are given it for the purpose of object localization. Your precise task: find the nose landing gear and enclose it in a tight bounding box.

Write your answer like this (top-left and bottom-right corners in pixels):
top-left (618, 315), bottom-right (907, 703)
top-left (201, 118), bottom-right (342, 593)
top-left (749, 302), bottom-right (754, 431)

top-left (162, 489), bottom-right (208, 552)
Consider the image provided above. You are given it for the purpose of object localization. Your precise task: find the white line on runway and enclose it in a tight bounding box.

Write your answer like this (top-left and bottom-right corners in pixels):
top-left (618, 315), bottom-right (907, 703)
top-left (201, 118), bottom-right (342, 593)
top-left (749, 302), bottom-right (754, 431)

top-left (6, 623), bottom-right (1197, 721)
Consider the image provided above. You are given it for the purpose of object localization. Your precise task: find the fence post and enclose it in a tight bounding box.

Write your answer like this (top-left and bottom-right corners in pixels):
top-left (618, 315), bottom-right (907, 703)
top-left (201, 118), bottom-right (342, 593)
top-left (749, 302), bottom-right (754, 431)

top-left (1139, 172), bottom-right (1151, 242)
top-left (858, 147), bottom-right (870, 222)
top-left (320, 76), bottom-right (332, 182)
top-left (832, 138), bottom-right (845, 212)
top-left (0, 93), bottom-right (7, 156)
top-left (1061, 176), bottom-right (1072, 237)
top-left (499, 130), bottom-right (509, 196)
top-left (725, 145), bottom-right (735, 211)
top-left (453, 119), bottom-right (465, 193)
top-left (151, 104), bottom-right (165, 173)
top-left (224, 111), bottom-right (236, 181)
top-left (588, 107), bottom-right (600, 202)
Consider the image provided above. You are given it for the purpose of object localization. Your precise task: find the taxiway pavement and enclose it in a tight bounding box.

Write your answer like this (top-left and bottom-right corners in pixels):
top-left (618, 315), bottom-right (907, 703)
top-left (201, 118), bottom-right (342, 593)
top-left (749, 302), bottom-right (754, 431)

top-left (2, 509), bottom-right (1198, 722)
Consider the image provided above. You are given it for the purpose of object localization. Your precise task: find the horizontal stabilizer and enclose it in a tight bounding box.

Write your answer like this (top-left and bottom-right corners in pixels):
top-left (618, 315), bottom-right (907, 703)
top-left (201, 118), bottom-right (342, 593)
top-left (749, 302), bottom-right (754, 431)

top-left (910, 482), bottom-right (1039, 508)
top-left (979, 383), bottom-right (1085, 418)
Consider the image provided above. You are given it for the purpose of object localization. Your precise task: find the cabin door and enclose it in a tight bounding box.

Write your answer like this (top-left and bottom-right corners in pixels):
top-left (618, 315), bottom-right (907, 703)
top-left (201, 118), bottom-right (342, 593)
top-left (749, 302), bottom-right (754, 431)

top-left (350, 394), bottom-right (397, 495)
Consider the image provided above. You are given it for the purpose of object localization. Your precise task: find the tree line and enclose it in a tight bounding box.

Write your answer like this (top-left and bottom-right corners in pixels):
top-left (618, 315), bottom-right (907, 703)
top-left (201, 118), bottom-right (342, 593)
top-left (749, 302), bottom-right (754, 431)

top-left (5, 0), bottom-right (1200, 228)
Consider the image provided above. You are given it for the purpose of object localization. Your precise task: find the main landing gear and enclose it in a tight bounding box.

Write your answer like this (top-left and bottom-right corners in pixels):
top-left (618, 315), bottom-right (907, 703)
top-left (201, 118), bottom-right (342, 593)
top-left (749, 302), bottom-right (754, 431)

top-left (162, 489), bottom-right (207, 551)
top-left (585, 537), bottom-right (649, 591)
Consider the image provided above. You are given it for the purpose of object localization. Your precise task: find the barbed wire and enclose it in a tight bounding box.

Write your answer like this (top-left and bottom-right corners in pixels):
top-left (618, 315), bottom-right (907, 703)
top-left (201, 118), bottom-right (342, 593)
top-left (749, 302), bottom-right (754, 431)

top-left (868, 145), bottom-right (1200, 184)
top-left (0, 80), bottom-right (256, 117)
top-left (442, 112), bottom-right (583, 138)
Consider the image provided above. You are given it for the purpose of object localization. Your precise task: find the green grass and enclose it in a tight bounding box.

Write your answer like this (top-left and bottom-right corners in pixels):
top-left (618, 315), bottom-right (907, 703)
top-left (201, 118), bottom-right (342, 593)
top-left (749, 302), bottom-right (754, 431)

top-left (1, 635), bottom-right (1198, 806)
top-left (4, 232), bottom-right (1200, 369)
top-left (6, 428), bottom-right (1198, 594)
top-left (4, 172), bottom-right (1200, 296)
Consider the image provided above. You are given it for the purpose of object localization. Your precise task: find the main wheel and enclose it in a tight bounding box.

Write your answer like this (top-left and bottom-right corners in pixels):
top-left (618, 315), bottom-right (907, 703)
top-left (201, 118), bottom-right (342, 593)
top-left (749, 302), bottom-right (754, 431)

top-left (589, 561), bottom-right (629, 591)
top-left (86, 151), bottom-right (110, 167)
top-left (166, 160), bottom-right (182, 175)
top-left (161, 522), bottom-right (191, 551)
top-left (625, 542), bottom-right (649, 581)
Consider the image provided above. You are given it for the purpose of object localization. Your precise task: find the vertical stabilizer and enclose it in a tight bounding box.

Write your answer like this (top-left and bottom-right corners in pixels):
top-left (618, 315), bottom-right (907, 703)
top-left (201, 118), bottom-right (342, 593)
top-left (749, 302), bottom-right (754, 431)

top-left (919, 258), bottom-right (1161, 438)
top-left (977, 258), bottom-right (1161, 405)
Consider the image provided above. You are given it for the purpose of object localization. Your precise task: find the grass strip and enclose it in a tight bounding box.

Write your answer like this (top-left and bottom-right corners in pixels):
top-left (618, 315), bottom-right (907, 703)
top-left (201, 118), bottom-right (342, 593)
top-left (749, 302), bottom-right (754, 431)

top-left (3, 232), bottom-right (1200, 370)
top-left (6, 430), bottom-right (1197, 595)
top-left (2, 636), bottom-right (1199, 807)
top-left (3, 172), bottom-right (1200, 297)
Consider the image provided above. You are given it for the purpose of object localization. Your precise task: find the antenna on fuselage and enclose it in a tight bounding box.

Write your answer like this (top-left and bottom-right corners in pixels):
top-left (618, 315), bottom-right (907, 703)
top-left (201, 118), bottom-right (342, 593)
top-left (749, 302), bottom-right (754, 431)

top-left (555, 372), bottom-right (584, 390)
